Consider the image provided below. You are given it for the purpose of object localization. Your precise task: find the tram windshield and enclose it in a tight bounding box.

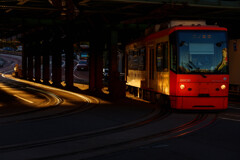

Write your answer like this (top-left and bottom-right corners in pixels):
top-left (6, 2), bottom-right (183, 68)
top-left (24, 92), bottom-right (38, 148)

top-left (177, 30), bottom-right (228, 74)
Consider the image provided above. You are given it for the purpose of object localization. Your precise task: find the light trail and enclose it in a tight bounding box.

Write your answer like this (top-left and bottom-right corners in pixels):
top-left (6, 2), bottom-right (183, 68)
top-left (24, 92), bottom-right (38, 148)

top-left (13, 95), bottom-right (34, 104)
top-left (220, 117), bottom-right (240, 122)
top-left (73, 74), bottom-right (82, 80)
top-left (2, 74), bottom-right (98, 104)
top-left (222, 113), bottom-right (240, 117)
top-left (228, 106), bottom-right (240, 110)
top-left (26, 87), bottom-right (62, 106)
top-left (1, 74), bottom-right (63, 107)
top-left (38, 84), bottom-right (98, 104)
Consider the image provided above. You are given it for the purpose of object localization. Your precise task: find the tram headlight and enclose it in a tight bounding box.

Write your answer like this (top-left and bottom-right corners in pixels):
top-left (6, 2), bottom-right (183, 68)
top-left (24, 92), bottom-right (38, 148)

top-left (221, 84), bottom-right (226, 90)
top-left (180, 84), bottom-right (185, 90)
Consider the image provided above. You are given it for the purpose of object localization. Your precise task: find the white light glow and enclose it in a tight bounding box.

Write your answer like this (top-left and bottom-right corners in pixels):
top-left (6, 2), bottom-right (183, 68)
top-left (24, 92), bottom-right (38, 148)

top-left (221, 84), bottom-right (226, 90)
top-left (180, 84), bottom-right (185, 90)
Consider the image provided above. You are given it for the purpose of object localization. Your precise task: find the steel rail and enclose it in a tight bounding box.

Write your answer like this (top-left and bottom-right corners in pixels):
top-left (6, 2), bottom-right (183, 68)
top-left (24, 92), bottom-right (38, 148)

top-left (40, 113), bottom-right (215, 160)
top-left (0, 103), bottom-right (169, 153)
top-left (0, 112), bottom-right (216, 160)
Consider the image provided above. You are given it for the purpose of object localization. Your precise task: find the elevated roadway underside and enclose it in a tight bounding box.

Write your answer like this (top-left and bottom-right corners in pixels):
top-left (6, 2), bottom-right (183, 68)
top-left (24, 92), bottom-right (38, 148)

top-left (1, 0), bottom-right (240, 97)
top-left (1, 0), bottom-right (240, 37)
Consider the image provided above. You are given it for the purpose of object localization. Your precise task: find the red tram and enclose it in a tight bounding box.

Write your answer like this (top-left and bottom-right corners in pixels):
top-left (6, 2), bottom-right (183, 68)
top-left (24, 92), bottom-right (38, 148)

top-left (125, 20), bottom-right (228, 110)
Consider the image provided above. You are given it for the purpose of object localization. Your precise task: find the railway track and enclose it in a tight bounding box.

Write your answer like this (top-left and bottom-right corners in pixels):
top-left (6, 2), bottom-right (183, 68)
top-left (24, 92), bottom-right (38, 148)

top-left (219, 101), bottom-right (240, 122)
top-left (0, 110), bottom-right (217, 160)
top-left (0, 100), bottom-right (166, 150)
top-left (40, 113), bottom-right (216, 160)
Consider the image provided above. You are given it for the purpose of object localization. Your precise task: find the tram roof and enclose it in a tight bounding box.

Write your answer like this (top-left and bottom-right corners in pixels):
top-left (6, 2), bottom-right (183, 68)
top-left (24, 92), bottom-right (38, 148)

top-left (146, 25), bottom-right (228, 40)
top-left (126, 25), bottom-right (228, 44)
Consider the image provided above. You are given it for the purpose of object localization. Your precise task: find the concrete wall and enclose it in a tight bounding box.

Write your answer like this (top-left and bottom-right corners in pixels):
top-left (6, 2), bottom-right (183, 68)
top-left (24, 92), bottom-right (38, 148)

top-left (229, 39), bottom-right (240, 85)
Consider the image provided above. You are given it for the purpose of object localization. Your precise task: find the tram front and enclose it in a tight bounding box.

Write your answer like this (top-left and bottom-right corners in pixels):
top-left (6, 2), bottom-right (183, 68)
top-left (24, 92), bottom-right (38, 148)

top-left (169, 27), bottom-right (228, 109)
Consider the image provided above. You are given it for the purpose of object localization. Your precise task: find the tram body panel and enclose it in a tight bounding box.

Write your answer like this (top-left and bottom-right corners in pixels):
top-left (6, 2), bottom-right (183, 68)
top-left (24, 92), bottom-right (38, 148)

top-left (169, 72), bottom-right (229, 109)
top-left (127, 70), bottom-right (146, 88)
top-left (176, 74), bottom-right (229, 97)
top-left (173, 97), bottom-right (228, 109)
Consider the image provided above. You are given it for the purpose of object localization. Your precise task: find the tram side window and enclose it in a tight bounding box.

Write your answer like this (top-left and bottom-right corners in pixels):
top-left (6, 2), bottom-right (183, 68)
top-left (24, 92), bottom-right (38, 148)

top-left (138, 47), bottom-right (146, 70)
top-left (128, 50), bottom-right (132, 69)
top-left (128, 50), bottom-right (138, 70)
top-left (163, 42), bottom-right (168, 71)
top-left (156, 42), bottom-right (168, 72)
top-left (170, 34), bottom-right (177, 72)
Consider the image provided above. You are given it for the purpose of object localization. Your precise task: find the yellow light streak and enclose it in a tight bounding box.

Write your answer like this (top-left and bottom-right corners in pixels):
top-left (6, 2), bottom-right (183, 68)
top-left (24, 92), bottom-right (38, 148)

top-left (3, 74), bottom-right (99, 104)
top-left (39, 85), bottom-right (92, 103)
top-left (17, 0), bottom-right (29, 5)
top-left (14, 94), bottom-right (34, 104)
top-left (26, 87), bottom-right (62, 106)
top-left (0, 80), bottom-right (61, 107)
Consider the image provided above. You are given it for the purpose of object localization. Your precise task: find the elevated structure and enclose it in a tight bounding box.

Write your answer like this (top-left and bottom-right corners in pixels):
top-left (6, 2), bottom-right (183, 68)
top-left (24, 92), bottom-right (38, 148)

top-left (0, 0), bottom-right (240, 97)
top-left (1, 1), bottom-right (240, 37)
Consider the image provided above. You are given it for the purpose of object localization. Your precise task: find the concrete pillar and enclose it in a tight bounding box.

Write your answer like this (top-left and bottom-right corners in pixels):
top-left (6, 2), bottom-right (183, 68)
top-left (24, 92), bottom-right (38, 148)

top-left (34, 55), bottom-right (41, 82)
top-left (108, 30), bottom-right (126, 98)
top-left (27, 55), bottom-right (33, 81)
top-left (89, 30), bottom-right (103, 93)
top-left (52, 53), bottom-right (62, 87)
top-left (89, 46), bottom-right (96, 91)
top-left (41, 38), bottom-right (51, 84)
top-left (22, 43), bottom-right (27, 79)
top-left (96, 48), bottom-right (103, 91)
top-left (42, 55), bottom-right (50, 84)
top-left (65, 39), bottom-right (74, 89)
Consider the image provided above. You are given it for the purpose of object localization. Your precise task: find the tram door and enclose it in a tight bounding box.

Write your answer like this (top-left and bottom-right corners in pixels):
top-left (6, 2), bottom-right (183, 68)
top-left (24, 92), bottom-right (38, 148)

top-left (148, 47), bottom-right (154, 88)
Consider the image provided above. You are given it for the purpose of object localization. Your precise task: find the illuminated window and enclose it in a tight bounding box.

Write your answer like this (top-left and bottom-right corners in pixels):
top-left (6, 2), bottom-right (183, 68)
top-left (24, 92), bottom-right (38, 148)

top-left (149, 48), bottom-right (154, 80)
top-left (138, 47), bottom-right (146, 70)
top-left (128, 49), bottom-right (144, 70)
top-left (156, 42), bottom-right (168, 72)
